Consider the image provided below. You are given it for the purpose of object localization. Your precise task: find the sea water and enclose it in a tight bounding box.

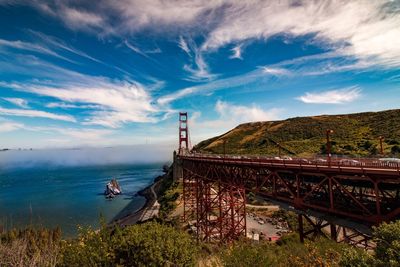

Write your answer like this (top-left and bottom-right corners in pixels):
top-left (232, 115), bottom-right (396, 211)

top-left (0, 163), bottom-right (164, 237)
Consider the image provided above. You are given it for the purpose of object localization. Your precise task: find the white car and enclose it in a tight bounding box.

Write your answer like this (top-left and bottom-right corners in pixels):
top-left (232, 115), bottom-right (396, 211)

top-left (339, 159), bottom-right (359, 165)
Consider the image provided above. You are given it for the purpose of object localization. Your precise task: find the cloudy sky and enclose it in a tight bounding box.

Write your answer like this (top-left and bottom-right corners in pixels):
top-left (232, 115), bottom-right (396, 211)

top-left (0, 0), bottom-right (399, 149)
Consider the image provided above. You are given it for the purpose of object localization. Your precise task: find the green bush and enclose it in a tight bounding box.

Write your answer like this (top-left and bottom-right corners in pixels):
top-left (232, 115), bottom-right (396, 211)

top-left (112, 222), bottom-right (197, 266)
top-left (59, 226), bottom-right (114, 267)
top-left (373, 220), bottom-right (400, 266)
top-left (59, 222), bottom-right (197, 267)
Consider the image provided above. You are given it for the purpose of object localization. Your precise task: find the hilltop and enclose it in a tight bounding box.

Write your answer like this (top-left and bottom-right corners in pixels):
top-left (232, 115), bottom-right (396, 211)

top-left (194, 109), bottom-right (400, 157)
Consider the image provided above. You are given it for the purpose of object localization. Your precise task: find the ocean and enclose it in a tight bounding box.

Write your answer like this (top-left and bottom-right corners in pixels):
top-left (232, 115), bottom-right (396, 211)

top-left (0, 163), bottom-right (165, 237)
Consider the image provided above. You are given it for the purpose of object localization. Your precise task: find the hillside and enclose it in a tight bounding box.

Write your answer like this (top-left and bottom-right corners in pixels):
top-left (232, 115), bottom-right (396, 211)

top-left (194, 109), bottom-right (400, 157)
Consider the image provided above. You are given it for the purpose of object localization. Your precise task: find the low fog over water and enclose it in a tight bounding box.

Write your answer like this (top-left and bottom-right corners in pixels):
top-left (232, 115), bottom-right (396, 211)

top-left (0, 145), bottom-right (173, 169)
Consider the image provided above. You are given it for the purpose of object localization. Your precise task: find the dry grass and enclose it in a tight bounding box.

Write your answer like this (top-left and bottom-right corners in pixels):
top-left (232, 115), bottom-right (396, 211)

top-left (0, 237), bottom-right (59, 267)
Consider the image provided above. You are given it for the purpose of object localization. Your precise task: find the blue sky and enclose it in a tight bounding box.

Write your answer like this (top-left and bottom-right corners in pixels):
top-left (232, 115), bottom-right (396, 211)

top-left (0, 0), bottom-right (399, 149)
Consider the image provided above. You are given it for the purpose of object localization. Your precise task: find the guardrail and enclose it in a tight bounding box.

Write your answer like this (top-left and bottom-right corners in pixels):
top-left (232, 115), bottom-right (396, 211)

top-left (179, 152), bottom-right (400, 174)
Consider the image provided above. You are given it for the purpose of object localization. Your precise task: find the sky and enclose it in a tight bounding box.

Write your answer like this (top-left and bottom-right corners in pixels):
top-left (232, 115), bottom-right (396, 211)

top-left (0, 0), bottom-right (399, 150)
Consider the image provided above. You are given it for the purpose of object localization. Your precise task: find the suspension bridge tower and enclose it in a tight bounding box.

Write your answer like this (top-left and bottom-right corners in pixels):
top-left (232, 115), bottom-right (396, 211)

top-left (178, 112), bottom-right (190, 154)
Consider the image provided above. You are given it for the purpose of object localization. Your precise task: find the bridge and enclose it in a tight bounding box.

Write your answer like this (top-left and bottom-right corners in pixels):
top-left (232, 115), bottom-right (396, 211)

top-left (175, 112), bottom-right (400, 248)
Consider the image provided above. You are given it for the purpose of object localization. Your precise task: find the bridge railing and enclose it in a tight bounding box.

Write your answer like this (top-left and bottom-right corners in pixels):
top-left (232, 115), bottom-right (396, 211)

top-left (182, 152), bottom-right (400, 173)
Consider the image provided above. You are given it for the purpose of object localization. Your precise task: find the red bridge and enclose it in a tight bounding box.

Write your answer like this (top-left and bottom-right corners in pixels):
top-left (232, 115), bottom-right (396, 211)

top-left (176, 112), bottom-right (400, 248)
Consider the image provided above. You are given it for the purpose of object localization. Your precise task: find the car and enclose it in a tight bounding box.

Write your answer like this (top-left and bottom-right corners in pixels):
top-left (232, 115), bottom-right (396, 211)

top-left (282, 156), bottom-right (292, 160)
top-left (379, 158), bottom-right (400, 163)
top-left (313, 158), bottom-right (327, 164)
top-left (299, 158), bottom-right (311, 164)
top-left (339, 159), bottom-right (359, 165)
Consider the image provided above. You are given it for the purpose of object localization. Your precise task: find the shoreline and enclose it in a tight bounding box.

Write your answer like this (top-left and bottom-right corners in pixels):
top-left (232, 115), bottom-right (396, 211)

top-left (112, 172), bottom-right (165, 227)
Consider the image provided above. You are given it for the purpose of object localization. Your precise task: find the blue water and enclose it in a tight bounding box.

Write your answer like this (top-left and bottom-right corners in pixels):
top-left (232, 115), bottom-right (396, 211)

top-left (0, 163), bottom-right (164, 237)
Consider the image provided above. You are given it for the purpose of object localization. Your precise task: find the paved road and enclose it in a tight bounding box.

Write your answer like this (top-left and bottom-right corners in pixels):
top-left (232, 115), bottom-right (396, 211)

top-left (139, 182), bottom-right (160, 222)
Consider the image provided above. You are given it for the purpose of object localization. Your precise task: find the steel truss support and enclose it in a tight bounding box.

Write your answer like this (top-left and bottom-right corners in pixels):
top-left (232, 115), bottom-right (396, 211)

top-left (182, 166), bottom-right (246, 243)
top-left (298, 213), bottom-right (374, 250)
top-left (183, 168), bottom-right (197, 223)
top-left (196, 179), bottom-right (246, 243)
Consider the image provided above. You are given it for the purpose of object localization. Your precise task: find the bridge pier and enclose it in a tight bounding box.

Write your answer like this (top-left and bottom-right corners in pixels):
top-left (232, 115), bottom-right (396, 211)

top-left (173, 151), bottom-right (183, 182)
top-left (182, 167), bottom-right (246, 243)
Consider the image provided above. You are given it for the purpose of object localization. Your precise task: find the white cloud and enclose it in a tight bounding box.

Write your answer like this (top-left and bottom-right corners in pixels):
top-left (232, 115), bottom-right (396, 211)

top-left (202, 1), bottom-right (400, 67)
top-left (2, 97), bottom-right (29, 108)
top-left (29, 30), bottom-right (103, 63)
top-left (59, 6), bottom-right (110, 34)
top-left (124, 40), bottom-right (148, 58)
top-left (106, 0), bottom-right (222, 33)
top-left (0, 106), bottom-right (76, 122)
top-left (4, 77), bottom-right (160, 128)
top-left (45, 102), bottom-right (99, 109)
top-left (262, 67), bottom-right (291, 76)
top-left (230, 44), bottom-right (243, 60)
top-left (0, 38), bottom-right (74, 63)
top-left (297, 86), bottom-right (362, 104)
top-left (180, 37), bottom-right (217, 82)
top-left (215, 100), bottom-right (281, 123)
top-left (190, 100), bottom-right (282, 143)
top-left (0, 121), bottom-right (24, 133)
top-left (25, 1), bottom-right (400, 68)
top-left (178, 36), bottom-right (191, 55)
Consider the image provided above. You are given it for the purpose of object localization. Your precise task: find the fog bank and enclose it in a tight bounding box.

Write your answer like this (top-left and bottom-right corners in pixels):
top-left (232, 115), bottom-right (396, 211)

top-left (0, 145), bottom-right (174, 169)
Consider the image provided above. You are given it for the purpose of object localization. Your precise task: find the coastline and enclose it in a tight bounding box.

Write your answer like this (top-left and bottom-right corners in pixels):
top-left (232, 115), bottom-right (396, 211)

top-left (112, 171), bottom-right (165, 227)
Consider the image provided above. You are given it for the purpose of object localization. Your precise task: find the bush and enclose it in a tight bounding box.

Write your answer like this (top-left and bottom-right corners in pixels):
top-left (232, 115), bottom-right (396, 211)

top-left (220, 239), bottom-right (278, 266)
top-left (112, 222), bottom-right (197, 266)
top-left (59, 226), bottom-right (114, 267)
top-left (59, 222), bottom-right (197, 267)
top-left (373, 220), bottom-right (400, 266)
top-left (339, 247), bottom-right (375, 267)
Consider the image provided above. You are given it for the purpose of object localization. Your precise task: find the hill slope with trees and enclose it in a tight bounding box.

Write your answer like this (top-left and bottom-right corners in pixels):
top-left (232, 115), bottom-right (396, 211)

top-left (194, 109), bottom-right (400, 157)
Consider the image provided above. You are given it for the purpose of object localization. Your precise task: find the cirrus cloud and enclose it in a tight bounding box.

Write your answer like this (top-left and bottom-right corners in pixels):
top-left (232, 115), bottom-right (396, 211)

top-left (296, 86), bottom-right (362, 104)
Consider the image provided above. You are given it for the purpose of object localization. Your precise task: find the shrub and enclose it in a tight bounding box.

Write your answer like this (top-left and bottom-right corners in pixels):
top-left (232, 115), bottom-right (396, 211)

top-left (112, 222), bottom-right (197, 266)
top-left (373, 220), bottom-right (400, 266)
top-left (59, 226), bottom-right (114, 267)
top-left (59, 222), bottom-right (197, 267)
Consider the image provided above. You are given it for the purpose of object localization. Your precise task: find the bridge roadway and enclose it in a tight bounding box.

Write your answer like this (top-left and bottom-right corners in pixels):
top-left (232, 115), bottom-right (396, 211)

top-left (179, 153), bottom-right (400, 244)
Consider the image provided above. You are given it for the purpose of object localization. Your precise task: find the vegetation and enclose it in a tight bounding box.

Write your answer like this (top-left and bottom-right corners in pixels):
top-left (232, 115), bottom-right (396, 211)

top-left (2, 218), bottom-right (400, 266)
top-left (60, 222), bottom-right (197, 266)
top-left (157, 169), bottom-right (181, 220)
top-left (220, 235), bottom-right (374, 267)
top-left (0, 227), bottom-right (61, 267)
top-left (194, 109), bottom-right (400, 157)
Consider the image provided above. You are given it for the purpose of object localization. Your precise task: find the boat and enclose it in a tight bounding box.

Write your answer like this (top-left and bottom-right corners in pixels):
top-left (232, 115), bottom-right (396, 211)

top-left (105, 178), bottom-right (122, 198)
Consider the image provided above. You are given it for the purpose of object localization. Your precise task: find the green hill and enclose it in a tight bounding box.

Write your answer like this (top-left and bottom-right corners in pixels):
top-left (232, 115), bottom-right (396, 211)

top-left (194, 109), bottom-right (400, 157)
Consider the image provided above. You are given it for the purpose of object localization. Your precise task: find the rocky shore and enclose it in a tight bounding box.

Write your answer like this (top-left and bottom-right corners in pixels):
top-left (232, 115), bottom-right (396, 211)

top-left (112, 168), bottom-right (169, 227)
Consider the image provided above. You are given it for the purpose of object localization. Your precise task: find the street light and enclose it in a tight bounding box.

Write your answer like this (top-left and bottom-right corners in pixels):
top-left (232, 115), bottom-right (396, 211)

top-left (223, 139), bottom-right (226, 159)
top-left (326, 129), bottom-right (334, 165)
top-left (277, 142), bottom-right (282, 158)
top-left (379, 136), bottom-right (384, 155)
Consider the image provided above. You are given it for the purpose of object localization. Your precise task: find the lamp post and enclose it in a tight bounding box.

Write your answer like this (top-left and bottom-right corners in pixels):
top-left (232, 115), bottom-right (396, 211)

top-left (379, 136), bottom-right (384, 155)
top-left (326, 129), bottom-right (334, 166)
top-left (223, 140), bottom-right (226, 159)
top-left (277, 142), bottom-right (282, 158)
